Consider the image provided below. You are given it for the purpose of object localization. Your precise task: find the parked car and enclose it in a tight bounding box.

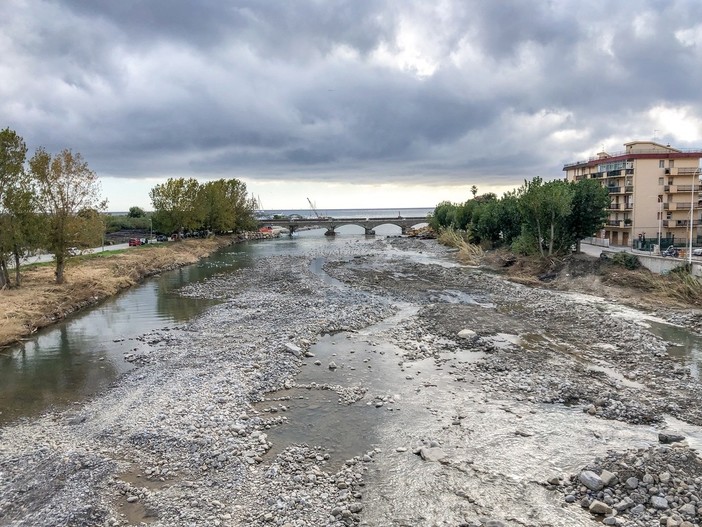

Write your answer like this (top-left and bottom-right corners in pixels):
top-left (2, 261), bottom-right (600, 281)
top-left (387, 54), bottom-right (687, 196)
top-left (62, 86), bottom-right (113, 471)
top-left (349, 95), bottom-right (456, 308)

top-left (128, 238), bottom-right (141, 247)
top-left (156, 235), bottom-right (168, 242)
top-left (692, 248), bottom-right (702, 257)
top-left (67, 247), bottom-right (79, 256)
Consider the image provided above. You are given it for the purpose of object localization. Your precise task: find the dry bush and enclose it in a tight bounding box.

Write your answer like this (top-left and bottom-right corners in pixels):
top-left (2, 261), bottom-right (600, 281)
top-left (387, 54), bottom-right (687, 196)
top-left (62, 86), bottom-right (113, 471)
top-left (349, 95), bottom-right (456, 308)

top-left (437, 228), bottom-right (484, 265)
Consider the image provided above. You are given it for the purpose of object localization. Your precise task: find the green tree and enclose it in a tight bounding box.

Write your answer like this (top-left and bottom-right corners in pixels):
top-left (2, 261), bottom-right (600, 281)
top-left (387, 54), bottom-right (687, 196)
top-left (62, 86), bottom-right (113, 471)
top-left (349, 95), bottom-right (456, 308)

top-left (430, 201), bottom-right (458, 230)
top-left (150, 178), bottom-right (202, 236)
top-left (29, 148), bottom-right (106, 284)
top-left (497, 191), bottom-right (522, 245)
top-left (197, 178), bottom-right (257, 233)
top-left (470, 198), bottom-right (502, 246)
top-left (567, 179), bottom-right (610, 252)
top-left (516, 177), bottom-right (573, 257)
top-left (0, 128), bottom-right (42, 288)
top-left (128, 206), bottom-right (146, 218)
top-left (470, 185), bottom-right (478, 198)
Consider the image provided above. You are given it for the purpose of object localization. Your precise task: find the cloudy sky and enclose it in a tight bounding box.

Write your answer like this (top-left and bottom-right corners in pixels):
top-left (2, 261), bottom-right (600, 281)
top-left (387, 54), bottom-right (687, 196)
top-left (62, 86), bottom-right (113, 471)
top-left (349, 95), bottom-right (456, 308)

top-left (2, 1), bottom-right (702, 211)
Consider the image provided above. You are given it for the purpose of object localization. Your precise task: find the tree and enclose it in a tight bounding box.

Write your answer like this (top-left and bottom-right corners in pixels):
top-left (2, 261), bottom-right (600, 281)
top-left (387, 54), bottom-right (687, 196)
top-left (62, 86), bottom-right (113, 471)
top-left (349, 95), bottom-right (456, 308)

top-left (516, 177), bottom-right (573, 257)
top-left (566, 179), bottom-right (610, 253)
top-left (29, 148), bottom-right (106, 284)
top-left (128, 206), bottom-right (146, 218)
top-left (150, 178), bottom-right (202, 236)
top-left (470, 185), bottom-right (478, 198)
top-left (429, 201), bottom-right (458, 230)
top-left (0, 128), bottom-right (40, 288)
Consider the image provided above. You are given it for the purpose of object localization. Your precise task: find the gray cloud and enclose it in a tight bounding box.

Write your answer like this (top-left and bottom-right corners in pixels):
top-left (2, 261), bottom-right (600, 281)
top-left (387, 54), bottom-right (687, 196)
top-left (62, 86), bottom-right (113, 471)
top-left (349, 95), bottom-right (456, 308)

top-left (1, 0), bottom-right (701, 190)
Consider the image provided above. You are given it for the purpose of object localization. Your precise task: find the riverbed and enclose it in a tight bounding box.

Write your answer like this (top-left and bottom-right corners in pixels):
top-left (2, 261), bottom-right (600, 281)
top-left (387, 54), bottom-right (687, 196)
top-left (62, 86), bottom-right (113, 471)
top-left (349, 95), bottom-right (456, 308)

top-left (1, 235), bottom-right (702, 527)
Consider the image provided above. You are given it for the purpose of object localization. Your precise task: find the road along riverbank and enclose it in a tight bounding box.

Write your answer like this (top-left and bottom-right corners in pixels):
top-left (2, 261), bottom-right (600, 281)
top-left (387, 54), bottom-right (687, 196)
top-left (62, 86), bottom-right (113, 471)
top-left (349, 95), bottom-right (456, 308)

top-left (1, 237), bottom-right (701, 526)
top-left (0, 233), bottom-right (271, 348)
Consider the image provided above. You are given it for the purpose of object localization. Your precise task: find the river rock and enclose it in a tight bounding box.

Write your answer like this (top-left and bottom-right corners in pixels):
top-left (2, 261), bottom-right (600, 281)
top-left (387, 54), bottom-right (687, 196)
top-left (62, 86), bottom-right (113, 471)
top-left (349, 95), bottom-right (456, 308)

top-left (678, 503), bottom-right (696, 516)
top-left (600, 469), bottom-right (618, 486)
top-left (457, 329), bottom-right (478, 341)
top-left (418, 447), bottom-right (447, 462)
top-left (284, 343), bottom-right (302, 356)
top-left (659, 432), bottom-right (685, 444)
top-left (589, 500), bottom-right (612, 515)
top-left (579, 470), bottom-right (604, 491)
top-left (650, 496), bottom-right (669, 510)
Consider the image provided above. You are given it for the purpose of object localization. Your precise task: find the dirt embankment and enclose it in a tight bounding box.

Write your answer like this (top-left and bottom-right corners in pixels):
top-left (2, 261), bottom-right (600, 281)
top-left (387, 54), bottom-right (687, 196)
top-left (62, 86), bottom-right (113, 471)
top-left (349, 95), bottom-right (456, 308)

top-left (0, 237), bottom-right (243, 348)
top-left (480, 248), bottom-right (702, 312)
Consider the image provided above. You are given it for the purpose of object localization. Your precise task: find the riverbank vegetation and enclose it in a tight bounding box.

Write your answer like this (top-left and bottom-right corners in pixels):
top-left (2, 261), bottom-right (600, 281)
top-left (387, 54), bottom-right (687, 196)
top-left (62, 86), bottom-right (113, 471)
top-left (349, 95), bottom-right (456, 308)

top-left (0, 237), bottom-right (236, 348)
top-left (150, 177), bottom-right (257, 235)
top-left (1, 127), bottom-right (258, 289)
top-left (431, 177), bottom-right (609, 257)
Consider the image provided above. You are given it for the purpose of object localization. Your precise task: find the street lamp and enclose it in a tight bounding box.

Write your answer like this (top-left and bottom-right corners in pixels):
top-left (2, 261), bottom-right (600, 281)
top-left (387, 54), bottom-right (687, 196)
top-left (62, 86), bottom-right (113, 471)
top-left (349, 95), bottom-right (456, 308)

top-left (657, 195), bottom-right (662, 253)
top-left (690, 167), bottom-right (701, 265)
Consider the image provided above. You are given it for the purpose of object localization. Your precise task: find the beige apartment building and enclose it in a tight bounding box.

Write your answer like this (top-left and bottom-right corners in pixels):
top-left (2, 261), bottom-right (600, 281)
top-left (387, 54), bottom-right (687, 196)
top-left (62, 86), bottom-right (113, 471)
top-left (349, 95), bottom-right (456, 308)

top-left (563, 141), bottom-right (702, 248)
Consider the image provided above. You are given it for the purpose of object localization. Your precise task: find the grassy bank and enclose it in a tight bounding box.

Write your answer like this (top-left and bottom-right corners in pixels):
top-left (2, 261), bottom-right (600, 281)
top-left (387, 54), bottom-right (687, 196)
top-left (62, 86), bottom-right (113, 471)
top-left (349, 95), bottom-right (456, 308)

top-left (0, 237), bottom-right (238, 348)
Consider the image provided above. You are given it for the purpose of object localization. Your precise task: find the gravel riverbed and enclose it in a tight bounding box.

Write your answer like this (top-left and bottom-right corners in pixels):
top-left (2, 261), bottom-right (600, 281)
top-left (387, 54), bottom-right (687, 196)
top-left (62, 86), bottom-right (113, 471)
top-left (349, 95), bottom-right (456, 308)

top-left (1, 237), bottom-right (702, 526)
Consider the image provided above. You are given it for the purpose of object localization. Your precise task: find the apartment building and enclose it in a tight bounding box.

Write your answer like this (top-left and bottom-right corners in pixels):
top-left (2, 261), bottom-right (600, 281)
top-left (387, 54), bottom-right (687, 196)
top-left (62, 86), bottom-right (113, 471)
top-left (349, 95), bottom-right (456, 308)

top-left (563, 141), bottom-right (702, 248)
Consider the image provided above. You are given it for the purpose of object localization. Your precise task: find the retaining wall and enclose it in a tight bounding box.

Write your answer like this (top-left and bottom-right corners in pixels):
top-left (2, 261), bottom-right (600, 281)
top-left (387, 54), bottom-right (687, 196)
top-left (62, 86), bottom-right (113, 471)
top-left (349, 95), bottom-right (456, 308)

top-left (602, 250), bottom-right (702, 277)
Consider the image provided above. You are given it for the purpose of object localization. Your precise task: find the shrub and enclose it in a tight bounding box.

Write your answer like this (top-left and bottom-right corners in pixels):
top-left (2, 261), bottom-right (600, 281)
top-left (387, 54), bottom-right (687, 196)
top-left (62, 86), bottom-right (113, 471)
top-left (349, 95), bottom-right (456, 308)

top-left (611, 251), bottom-right (640, 270)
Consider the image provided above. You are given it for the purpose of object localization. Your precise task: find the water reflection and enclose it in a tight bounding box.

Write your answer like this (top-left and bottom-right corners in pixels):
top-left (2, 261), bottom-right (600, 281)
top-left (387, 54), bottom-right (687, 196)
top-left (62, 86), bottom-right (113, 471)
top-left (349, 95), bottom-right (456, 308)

top-left (0, 243), bottom-right (257, 425)
top-left (647, 320), bottom-right (702, 379)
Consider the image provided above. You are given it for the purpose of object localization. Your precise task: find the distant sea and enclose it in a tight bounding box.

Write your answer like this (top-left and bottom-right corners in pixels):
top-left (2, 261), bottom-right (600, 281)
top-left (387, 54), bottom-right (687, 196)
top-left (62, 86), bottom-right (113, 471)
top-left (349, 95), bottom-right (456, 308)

top-left (110, 207), bottom-right (435, 218)
top-left (259, 207), bottom-right (434, 219)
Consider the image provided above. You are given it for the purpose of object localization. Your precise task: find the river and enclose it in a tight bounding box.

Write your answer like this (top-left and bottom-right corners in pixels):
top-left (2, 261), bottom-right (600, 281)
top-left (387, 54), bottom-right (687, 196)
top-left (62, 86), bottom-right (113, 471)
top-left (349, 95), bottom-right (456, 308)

top-left (0, 222), bottom-right (419, 426)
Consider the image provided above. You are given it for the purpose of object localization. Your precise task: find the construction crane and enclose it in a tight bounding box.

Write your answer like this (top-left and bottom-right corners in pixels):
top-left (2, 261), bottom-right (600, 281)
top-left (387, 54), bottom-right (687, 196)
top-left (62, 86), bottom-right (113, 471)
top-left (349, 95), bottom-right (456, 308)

top-left (307, 198), bottom-right (322, 219)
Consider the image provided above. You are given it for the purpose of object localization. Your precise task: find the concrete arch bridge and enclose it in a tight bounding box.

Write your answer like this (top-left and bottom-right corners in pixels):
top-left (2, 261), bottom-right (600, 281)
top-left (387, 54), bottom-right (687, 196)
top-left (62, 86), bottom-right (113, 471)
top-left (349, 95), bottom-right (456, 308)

top-left (260, 216), bottom-right (429, 236)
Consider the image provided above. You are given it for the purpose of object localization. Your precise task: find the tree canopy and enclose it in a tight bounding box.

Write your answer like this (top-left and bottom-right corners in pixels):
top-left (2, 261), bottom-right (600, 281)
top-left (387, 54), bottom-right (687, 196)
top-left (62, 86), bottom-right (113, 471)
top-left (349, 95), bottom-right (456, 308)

top-left (30, 148), bottom-right (106, 284)
top-left (430, 177), bottom-right (610, 257)
top-left (150, 177), bottom-right (256, 236)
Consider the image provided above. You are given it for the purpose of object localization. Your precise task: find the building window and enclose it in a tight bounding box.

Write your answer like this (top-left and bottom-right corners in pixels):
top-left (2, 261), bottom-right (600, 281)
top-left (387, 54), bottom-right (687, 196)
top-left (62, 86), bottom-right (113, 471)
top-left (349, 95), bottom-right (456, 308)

top-left (669, 160), bottom-right (675, 168)
top-left (658, 177), bottom-right (664, 185)
top-left (667, 212), bottom-right (672, 220)
top-left (659, 160), bottom-right (665, 168)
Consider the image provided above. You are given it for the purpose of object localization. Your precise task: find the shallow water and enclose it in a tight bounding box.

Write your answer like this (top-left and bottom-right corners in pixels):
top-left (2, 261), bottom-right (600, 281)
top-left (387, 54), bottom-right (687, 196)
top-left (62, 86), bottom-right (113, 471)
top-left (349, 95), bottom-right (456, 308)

top-left (0, 242), bottom-right (264, 424)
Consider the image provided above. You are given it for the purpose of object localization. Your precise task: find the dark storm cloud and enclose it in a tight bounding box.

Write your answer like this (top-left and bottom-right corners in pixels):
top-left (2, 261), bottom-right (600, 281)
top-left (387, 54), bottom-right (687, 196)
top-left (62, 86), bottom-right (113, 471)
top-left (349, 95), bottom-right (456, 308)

top-left (1, 0), bottom-right (701, 188)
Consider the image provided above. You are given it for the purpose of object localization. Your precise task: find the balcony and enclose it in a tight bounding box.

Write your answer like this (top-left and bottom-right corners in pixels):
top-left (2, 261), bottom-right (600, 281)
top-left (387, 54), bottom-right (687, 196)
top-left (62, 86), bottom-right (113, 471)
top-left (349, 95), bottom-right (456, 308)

top-left (664, 184), bottom-right (702, 193)
top-left (625, 185), bottom-right (633, 193)
top-left (607, 186), bottom-right (622, 194)
top-left (606, 220), bottom-right (622, 227)
top-left (591, 172), bottom-right (604, 179)
top-left (607, 170), bottom-right (623, 177)
top-left (624, 204), bottom-right (633, 210)
top-left (607, 203), bottom-right (621, 210)
top-left (663, 219), bottom-right (702, 228)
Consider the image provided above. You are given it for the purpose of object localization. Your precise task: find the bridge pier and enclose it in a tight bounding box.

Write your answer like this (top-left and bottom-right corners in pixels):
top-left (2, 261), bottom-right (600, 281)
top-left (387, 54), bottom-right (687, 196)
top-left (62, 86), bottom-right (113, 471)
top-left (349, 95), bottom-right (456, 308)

top-left (288, 225), bottom-right (297, 237)
top-left (401, 226), bottom-right (409, 235)
top-left (364, 227), bottom-right (375, 236)
top-left (324, 227), bottom-right (336, 236)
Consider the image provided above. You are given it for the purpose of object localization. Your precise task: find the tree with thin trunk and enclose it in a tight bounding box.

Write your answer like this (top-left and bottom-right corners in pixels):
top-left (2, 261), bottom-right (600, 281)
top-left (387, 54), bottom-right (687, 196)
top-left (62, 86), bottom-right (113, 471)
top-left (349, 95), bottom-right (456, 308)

top-left (517, 177), bottom-right (573, 257)
top-left (0, 127), bottom-right (34, 289)
top-left (29, 148), bottom-right (106, 284)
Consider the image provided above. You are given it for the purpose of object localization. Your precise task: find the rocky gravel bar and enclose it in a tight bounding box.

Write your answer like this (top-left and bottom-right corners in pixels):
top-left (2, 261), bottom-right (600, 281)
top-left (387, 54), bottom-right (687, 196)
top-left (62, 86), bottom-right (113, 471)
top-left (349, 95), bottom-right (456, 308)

top-left (1, 237), bottom-right (702, 526)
